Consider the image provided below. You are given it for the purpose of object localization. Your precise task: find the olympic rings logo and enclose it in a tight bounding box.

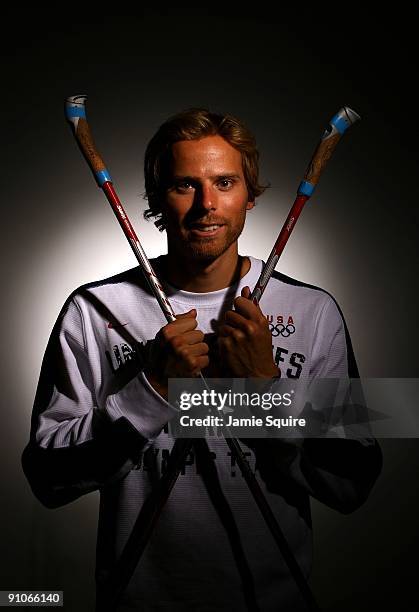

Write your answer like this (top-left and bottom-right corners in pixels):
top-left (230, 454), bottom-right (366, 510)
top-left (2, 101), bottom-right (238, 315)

top-left (269, 323), bottom-right (296, 338)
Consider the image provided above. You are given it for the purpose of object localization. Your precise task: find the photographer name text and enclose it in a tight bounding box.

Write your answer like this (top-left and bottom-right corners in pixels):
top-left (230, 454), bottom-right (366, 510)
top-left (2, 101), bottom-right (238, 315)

top-left (179, 414), bottom-right (306, 430)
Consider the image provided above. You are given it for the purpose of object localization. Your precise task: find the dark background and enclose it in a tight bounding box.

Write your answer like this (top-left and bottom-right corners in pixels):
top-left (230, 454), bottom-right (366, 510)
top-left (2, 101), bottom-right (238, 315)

top-left (1, 10), bottom-right (417, 611)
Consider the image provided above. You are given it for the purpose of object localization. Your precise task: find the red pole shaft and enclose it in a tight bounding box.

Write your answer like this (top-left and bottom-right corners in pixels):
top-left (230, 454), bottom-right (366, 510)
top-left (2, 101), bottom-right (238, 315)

top-left (102, 181), bottom-right (176, 323)
top-left (251, 195), bottom-right (309, 304)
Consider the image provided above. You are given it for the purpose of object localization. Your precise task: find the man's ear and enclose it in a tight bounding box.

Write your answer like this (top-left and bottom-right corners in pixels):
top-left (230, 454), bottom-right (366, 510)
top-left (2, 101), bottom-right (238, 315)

top-left (246, 200), bottom-right (255, 211)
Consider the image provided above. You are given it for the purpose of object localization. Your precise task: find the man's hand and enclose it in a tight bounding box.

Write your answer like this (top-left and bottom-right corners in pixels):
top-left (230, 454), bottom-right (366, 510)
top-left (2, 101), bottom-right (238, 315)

top-left (217, 286), bottom-right (279, 378)
top-left (145, 309), bottom-right (209, 399)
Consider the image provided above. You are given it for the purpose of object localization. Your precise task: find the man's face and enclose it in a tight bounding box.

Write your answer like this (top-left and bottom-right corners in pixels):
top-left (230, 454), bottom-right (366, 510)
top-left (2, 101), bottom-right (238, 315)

top-left (163, 135), bottom-right (254, 262)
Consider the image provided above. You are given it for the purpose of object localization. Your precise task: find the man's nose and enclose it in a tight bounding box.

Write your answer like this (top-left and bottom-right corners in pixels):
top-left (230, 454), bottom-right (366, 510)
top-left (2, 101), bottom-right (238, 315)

top-left (196, 184), bottom-right (217, 211)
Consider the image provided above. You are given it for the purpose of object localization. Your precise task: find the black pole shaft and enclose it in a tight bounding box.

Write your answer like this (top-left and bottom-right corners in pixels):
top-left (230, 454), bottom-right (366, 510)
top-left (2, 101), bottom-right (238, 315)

top-left (226, 437), bottom-right (321, 611)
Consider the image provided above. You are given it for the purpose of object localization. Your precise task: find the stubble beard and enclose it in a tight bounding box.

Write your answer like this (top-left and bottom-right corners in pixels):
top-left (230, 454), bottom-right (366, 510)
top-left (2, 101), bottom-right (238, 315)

top-left (169, 218), bottom-right (245, 264)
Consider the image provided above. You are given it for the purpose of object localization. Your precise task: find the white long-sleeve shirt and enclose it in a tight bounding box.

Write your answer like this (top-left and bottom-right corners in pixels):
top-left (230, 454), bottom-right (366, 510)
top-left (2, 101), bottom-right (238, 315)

top-left (23, 256), bottom-right (382, 611)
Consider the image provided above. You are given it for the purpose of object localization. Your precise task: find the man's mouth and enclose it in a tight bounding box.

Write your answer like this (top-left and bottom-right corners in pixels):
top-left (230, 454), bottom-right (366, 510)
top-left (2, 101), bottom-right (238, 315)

top-left (188, 222), bottom-right (226, 237)
top-left (191, 224), bottom-right (223, 232)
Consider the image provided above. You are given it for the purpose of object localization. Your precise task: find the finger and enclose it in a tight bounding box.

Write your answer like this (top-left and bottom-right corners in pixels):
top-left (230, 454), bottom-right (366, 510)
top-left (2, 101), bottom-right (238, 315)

top-left (181, 352), bottom-right (210, 374)
top-left (223, 311), bottom-right (249, 331)
top-left (217, 335), bottom-right (233, 354)
top-left (217, 323), bottom-right (246, 341)
top-left (224, 310), bottom-right (261, 335)
top-left (176, 339), bottom-right (209, 354)
top-left (233, 295), bottom-right (264, 321)
top-left (175, 308), bottom-right (197, 319)
top-left (241, 285), bottom-right (251, 299)
top-left (180, 330), bottom-right (206, 345)
top-left (178, 355), bottom-right (209, 377)
top-left (170, 330), bottom-right (206, 350)
top-left (195, 355), bottom-right (210, 371)
top-left (159, 317), bottom-right (198, 341)
top-left (186, 342), bottom-right (209, 356)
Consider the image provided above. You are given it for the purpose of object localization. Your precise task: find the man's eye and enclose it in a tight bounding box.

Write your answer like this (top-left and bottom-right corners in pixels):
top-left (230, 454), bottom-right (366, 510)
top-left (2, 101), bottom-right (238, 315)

top-left (175, 181), bottom-right (194, 193)
top-left (217, 179), bottom-right (233, 190)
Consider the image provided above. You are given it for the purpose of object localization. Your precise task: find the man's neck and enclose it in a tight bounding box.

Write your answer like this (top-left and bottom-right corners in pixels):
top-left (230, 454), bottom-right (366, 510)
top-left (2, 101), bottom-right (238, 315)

top-left (161, 247), bottom-right (250, 293)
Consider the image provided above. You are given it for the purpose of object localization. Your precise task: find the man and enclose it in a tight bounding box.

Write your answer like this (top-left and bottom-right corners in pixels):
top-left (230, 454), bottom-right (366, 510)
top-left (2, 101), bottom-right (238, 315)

top-left (23, 108), bottom-right (382, 611)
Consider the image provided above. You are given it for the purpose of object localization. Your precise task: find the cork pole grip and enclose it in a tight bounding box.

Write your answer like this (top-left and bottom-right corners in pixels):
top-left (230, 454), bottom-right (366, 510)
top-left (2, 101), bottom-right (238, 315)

top-left (303, 132), bottom-right (341, 187)
top-left (75, 117), bottom-right (107, 174)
